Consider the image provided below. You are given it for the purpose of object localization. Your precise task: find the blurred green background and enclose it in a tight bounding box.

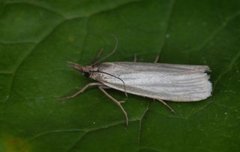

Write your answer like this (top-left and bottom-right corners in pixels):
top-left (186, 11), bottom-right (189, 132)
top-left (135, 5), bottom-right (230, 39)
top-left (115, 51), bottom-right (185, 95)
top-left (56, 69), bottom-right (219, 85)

top-left (0, 0), bottom-right (240, 152)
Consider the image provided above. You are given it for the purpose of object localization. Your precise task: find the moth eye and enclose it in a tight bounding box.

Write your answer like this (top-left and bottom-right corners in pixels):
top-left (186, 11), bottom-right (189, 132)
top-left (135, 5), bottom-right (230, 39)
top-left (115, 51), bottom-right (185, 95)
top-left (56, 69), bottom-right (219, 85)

top-left (83, 72), bottom-right (90, 77)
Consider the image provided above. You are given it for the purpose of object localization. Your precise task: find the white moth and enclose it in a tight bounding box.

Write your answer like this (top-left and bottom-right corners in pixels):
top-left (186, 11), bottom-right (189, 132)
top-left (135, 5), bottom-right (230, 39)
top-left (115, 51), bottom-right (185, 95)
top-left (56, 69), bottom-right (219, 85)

top-left (64, 60), bottom-right (212, 126)
top-left (63, 35), bottom-right (211, 126)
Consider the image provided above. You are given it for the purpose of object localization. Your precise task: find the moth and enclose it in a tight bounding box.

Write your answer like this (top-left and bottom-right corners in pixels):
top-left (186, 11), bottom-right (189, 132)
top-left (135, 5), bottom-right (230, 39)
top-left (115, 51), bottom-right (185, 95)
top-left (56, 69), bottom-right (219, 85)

top-left (64, 43), bottom-right (212, 126)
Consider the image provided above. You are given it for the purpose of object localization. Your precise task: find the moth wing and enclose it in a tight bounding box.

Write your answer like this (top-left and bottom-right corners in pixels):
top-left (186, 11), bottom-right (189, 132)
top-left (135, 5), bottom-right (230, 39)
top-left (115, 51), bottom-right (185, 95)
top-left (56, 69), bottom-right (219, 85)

top-left (96, 62), bottom-right (212, 102)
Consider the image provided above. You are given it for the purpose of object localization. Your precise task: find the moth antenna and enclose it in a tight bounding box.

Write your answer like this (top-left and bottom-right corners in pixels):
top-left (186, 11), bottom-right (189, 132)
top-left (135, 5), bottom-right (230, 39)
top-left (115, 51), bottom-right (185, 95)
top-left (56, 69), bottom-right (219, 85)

top-left (92, 70), bottom-right (128, 97)
top-left (93, 35), bottom-right (118, 65)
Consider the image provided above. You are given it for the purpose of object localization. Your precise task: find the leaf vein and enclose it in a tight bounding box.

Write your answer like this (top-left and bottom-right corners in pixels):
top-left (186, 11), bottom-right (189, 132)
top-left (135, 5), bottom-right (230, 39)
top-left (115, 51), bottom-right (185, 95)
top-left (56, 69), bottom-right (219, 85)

top-left (5, 1), bottom-right (65, 18)
top-left (5, 19), bottom-right (65, 102)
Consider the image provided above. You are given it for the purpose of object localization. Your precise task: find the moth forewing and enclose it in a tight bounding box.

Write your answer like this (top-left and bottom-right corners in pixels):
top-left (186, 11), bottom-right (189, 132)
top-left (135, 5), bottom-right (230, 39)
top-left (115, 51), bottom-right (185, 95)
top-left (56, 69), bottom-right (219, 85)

top-left (91, 62), bottom-right (212, 102)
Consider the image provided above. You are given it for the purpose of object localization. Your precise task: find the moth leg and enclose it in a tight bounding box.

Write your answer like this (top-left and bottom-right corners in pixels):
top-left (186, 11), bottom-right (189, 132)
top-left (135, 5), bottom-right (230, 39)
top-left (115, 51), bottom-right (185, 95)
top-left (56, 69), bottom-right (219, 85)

top-left (157, 99), bottom-right (175, 113)
top-left (154, 55), bottom-right (160, 63)
top-left (118, 100), bottom-right (126, 104)
top-left (100, 85), bottom-right (111, 89)
top-left (133, 54), bottom-right (137, 62)
top-left (99, 85), bottom-right (125, 101)
top-left (98, 86), bottom-right (128, 126)
top-left (100, 85), bottom-right (126, 101)
top-left (61, 82), bottom-right (102, 100)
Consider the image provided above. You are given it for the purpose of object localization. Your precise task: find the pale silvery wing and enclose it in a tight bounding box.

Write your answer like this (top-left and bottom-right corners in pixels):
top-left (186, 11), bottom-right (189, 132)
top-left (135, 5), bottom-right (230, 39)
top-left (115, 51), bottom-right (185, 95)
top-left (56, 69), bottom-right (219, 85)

top-left (91, 62), bottom-right (212, 102)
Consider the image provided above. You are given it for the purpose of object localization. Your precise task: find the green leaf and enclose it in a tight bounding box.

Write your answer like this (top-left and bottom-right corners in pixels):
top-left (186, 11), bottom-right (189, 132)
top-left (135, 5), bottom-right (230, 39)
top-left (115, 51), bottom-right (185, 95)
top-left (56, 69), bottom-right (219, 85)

top-left (0, 0), bottom-right (240, 152)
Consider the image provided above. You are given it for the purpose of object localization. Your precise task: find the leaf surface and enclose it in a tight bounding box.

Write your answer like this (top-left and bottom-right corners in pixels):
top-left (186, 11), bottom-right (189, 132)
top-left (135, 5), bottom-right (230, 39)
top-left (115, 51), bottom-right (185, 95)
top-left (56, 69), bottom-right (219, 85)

top-left (0, 0), bottom-right (240, 152)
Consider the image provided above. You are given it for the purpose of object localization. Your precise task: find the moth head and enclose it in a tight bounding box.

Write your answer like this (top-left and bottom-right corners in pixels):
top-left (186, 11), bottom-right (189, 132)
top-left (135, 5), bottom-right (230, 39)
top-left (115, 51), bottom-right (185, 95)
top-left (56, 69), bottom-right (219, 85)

top-left (67, 62), bottom-right (95, 77)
